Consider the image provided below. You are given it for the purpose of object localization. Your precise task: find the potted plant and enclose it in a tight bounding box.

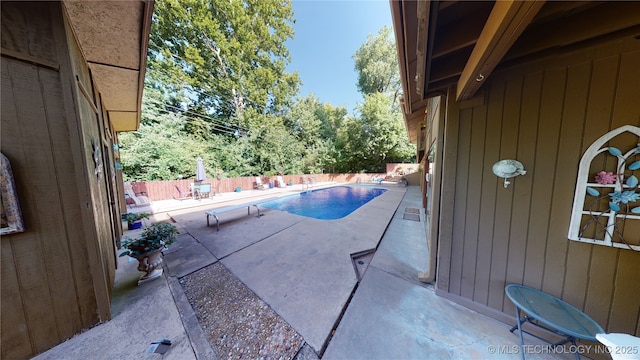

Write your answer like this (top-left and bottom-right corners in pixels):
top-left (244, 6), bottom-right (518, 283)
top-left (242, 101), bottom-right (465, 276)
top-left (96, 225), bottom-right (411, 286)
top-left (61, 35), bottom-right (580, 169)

top-left (122, 212), bottom-right (149, 230)
top-left (119, 222), bottom-right (178, 285)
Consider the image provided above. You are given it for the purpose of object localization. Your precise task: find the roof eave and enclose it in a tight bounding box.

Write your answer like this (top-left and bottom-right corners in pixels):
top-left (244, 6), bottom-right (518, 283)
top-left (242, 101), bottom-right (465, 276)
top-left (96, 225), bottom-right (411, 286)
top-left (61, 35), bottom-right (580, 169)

top-left (63, 0), bottom-right (154, 133)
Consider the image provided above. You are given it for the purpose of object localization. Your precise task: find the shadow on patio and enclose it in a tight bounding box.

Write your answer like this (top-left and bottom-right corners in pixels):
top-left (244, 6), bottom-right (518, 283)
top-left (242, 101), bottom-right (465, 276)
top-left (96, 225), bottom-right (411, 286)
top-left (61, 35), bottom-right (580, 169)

top-left (34, 185), bottom-right (575, 360)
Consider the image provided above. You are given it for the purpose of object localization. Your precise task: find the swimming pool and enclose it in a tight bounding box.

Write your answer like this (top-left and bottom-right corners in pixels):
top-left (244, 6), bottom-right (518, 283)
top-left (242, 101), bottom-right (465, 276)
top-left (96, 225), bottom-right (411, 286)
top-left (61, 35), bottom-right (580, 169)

top-left (261, 186), bottom-right (387, 220)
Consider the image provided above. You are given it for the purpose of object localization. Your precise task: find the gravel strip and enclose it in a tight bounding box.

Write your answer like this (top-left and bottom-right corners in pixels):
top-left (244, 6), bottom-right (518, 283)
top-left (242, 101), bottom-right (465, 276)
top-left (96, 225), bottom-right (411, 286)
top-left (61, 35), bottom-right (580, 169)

top-left (180, 263), bottom-right (304, 359)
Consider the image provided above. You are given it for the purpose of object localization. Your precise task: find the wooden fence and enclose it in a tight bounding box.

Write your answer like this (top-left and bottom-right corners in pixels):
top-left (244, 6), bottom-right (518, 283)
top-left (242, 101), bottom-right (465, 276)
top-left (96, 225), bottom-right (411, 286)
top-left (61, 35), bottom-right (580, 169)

top-left (128, 173), bottom-right (390, 201)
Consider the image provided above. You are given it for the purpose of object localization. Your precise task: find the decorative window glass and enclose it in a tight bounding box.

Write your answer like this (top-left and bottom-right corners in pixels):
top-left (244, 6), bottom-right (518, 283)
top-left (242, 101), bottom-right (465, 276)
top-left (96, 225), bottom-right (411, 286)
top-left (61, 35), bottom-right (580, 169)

top-left (568, 125), bottom-right (640, 251)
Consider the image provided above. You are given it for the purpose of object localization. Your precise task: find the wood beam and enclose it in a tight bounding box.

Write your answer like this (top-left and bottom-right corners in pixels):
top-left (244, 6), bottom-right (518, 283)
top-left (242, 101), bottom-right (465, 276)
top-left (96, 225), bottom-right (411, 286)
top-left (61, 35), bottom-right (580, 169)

top-left (431, 13), bottom-right (485, 59)
top-left (391, 0), bottom-right (410, 109)
top-left (414, 0), bottom-right (429, 97)
top-left (507, 2), bottom-right (640, 61)
top-left (532, 1), bottom-right (598, 25)
top-left (456, 0), bottom-right (545, 101)
top-left (430, 46), bottom-right (472, 83)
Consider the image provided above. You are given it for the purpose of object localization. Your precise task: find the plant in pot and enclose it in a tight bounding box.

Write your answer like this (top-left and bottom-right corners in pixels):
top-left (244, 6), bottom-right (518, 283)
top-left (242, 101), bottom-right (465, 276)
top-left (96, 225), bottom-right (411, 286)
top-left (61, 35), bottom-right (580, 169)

top-left (122, 212), bottom-right (149, 230)
top-left (119, 222), bottom-right (178, 285)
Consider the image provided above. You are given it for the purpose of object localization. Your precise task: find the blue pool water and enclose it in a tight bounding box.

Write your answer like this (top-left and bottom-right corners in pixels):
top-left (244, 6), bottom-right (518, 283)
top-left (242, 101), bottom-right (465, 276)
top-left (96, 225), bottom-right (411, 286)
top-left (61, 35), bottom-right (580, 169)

top-left (261, 186), bottom-right (387, 220)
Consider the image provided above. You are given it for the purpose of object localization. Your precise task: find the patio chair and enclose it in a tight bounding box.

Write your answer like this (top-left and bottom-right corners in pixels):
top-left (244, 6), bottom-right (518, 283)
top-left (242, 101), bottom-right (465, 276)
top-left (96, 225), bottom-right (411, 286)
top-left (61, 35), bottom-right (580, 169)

top-left (124, 182), bottom-right (151, 207)
top-left (173, 185), bottom-right (193, 200)
top-left (276, 176), bottom-right (287, 188)
top-left (198, 183), bottom-right (212, 199)
top-left (254, 176), bottom-right (268, 190)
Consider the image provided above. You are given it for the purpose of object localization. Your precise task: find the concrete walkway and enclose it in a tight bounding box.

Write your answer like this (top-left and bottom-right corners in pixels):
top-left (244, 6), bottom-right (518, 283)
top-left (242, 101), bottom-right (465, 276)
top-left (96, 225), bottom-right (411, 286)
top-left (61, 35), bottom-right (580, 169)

top-left (322, 187), bottom-right (567, 359)
top-left (33, 184), bottom-right (572, 360)
top-left (166, 184), bottom-right (407, 354)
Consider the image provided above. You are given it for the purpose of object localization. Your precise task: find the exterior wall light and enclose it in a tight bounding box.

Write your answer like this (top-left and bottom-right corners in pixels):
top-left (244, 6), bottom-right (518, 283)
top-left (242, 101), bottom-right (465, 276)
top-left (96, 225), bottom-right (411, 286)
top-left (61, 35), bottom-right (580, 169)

top-left (492, 159), bottom-right (526, 188)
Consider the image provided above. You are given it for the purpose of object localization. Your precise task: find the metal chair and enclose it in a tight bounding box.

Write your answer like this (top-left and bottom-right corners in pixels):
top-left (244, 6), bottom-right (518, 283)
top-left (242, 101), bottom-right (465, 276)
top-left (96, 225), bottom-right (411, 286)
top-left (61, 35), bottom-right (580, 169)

top-left (198, 183), bottom-right (211, 199)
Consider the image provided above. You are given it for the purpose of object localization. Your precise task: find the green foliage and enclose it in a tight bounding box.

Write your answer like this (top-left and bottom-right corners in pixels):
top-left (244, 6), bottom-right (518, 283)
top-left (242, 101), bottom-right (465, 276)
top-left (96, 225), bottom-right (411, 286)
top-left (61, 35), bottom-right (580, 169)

top-left (119, 222), bottom-right (179, 258)
top-left (283, 95), bottom-right (344, 173)
top-left (148, 0), bottom-right (300, 117)
top-left (119, 106), bottom-right (205, 181)
top-left (353, 26), bottom-right (401, 98)
top-left (248, 114), bottom-right (304, 175)
top-left (336, 25), bottom-right (414, 172)
top-left (120, 6), bottom-right (415, 180)
top-left (336, 93), bottom-right (415, 173)
top-left (123, 212), bottom-right (149, 223)
top-left (215, 135), bottom-right (258, 177)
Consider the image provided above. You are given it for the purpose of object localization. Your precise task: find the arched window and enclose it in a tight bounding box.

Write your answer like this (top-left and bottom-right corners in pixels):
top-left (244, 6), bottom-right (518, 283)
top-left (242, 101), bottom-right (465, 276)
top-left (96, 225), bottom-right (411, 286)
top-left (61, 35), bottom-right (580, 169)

top-left (568, 125), bottom-right (640, 251)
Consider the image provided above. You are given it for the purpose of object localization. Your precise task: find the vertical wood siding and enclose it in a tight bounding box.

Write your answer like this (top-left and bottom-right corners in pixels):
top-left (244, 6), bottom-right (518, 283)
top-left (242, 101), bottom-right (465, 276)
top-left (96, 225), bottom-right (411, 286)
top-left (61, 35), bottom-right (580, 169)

top-left (438, 36), bottom-right (640, 335)
top-left (64, 8), bottom-right (115, 316)
top-left (1, 3), bottom-right (117, 358)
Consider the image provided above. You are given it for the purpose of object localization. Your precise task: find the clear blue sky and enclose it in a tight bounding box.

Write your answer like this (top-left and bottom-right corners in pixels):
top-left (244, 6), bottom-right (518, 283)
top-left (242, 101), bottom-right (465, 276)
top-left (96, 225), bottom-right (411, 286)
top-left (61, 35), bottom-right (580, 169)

top-left (285, 1), bottom-right (393, 114)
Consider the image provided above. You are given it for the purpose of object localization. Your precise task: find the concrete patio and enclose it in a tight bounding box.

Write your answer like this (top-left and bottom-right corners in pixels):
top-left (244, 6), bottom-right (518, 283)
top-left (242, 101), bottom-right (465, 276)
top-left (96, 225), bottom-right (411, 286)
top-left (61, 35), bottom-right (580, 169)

top-left (33, 185), bottom-right (574, 360)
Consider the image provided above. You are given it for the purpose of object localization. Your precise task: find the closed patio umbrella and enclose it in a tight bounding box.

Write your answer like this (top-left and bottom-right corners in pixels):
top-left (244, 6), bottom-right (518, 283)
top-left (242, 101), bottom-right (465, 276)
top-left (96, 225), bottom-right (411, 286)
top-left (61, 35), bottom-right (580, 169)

top-left (195, 157), bottom-right (207, 182)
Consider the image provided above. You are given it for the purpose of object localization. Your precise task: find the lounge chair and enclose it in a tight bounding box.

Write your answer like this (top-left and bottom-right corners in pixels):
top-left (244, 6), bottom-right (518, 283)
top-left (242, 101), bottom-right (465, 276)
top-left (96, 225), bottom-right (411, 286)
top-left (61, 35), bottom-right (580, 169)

top-left (304, 176), bottom-right (315, 188)
top-left (276, 176), bottom-right (287, 188)
top-left (302, 176), bottom-right (310, 190)
top-left (173, 185), bottom-right (193, 200)
top-left (124, 182), bottom-right (151, 207)
top-left (254, 176), bottom-right (268, 190)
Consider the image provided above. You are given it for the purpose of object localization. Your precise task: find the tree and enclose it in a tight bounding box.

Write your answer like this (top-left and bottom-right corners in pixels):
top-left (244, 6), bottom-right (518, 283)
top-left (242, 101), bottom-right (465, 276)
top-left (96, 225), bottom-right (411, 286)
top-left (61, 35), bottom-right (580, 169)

top-left (119, 91), bottom-right (209, 181)
top-left (121, 0), bottom-right (309, 181)
top-left (248, 116), bottom-right (304, 175)
top-left (341, 26), bottom-right (415, 172)
top-left (353, 26), bottom-right (401, 100)
top-left (122, 16), bottom-right (415, 180)
top-left (283, 95), bottom-right (347, 173)
top-left (148, 0), bottom-right (301, 124)
top-left (337, 93), bottom-right (415, 173)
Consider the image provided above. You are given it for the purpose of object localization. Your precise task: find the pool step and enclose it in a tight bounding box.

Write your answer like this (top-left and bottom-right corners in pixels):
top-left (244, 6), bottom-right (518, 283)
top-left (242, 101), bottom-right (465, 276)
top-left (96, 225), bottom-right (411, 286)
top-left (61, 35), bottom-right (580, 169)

top-left (350, 249), bottom-right (376, 281)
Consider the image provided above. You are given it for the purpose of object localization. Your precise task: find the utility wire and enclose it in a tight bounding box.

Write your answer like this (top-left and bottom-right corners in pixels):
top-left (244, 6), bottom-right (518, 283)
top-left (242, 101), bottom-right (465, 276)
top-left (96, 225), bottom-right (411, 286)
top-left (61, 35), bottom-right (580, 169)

top-left (148, 106), bottom-right (240, 137)
top-left (144, 97), bottom-right (248, 136)
top-left (145, 97), bottom-right (245, 132)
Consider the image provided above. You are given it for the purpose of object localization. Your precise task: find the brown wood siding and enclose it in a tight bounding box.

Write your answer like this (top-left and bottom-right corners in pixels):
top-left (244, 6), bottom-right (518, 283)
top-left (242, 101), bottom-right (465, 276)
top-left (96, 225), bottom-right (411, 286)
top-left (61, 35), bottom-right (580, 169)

top-left (1, 3), bottom-right (116, 358)
top-left (62, 4), bottom-right (116, 317)
top-left (1, 47), bottom-right (94, 360)
top-left (437, 34), bottom-right (640, 335)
